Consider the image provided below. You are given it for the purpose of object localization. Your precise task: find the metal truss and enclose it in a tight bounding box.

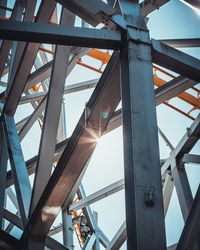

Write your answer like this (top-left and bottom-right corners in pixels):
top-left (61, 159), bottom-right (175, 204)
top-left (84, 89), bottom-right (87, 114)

top-left (0, 0), bottom-right (199, 249)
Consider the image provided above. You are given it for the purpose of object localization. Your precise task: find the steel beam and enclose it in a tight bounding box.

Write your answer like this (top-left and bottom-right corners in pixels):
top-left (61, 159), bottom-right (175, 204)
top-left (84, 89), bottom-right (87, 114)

top-left (2, 0), bottom-right (56, 116)
top-left (82, 233), bottom-right (96, 250)
top-left (161, 113), bottom-right (200, 175)
top-left (7, 0), bottom-right (37, 94)
top-left (184, 0), bottom-right (200, 9)
top-left (2, 115), bottom-right (31, 227)
top-left (182, 154), bottom-right (200, 164)
top-left (3, 208), bottom-right (23, 229)
top-left (0, 124), bottom-right (8, 228)
top-left (21, 51), bottom-right (121, 243)
top-left (7, 87), bottom-right (177, 190)
top-left (25, 60), bottom-right (52, 92)
top-left (119, 2), bottom-right (166, 249)
top-left (30, 8), bottom-right (75, 215)
top-left (3, 208), bottom-right (70, 250)
top-left (69, 179), bottom-right (124, 212)
top-left (19, 96), bottom-right (47, 141)
top-left (172, 163), bottom-right (193, 221)
top-left (20, 79), bottom-right (98, 104)
top-left (176, 185), bottom-right (200, 250)
top-left (162, 172), bottom-right (174, 216)
top-left (0, 20), bottom-right (121, 50)
top-left (160, 38), bottom-right (200, 48)
top-left (140, 0), bottom-right (170, 16)
top-left (77, 184), bottom-right (110, 248)
top-left (158, 127), bottom-right (174, 151)
top-left (155, 76), bottom-right (197, 106)
top-left (55, 0), bottom-right (116, 27)
top-left (24, 47), bottom-right (89, 92)
top-left (5, 188), bottom-right (19, 210)
top-left (62, 211), bottom-right (74, 249)
top-left (105, 221), bottom-right (126, 250)
top-left (0, 1), bottom-right (24, 78)
top-left (0, 228), bottom-right (21, 250)
top-left (151, 39), bottom-right (200, 82)
top-left (167, 243), bottom-right (177, 250)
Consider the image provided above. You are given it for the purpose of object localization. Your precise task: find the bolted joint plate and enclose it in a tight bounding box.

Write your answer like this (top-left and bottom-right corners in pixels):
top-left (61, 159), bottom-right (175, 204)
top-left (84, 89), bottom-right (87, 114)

top-left (126, 23), bottom-right (151, 45)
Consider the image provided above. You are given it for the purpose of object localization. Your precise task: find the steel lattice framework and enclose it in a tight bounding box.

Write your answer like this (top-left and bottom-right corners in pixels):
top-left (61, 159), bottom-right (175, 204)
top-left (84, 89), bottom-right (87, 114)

top-left (0, 0), bottom-right (199, 249)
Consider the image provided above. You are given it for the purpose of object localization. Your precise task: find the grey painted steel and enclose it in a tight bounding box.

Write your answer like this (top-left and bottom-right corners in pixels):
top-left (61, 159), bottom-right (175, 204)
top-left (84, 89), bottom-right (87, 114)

top-left (25, 60), bottom-right (52, 91)
top-left (140, 0), bottom-right (170, 16)
top-left (6, 137), bottom-right (70, 188)
top-left (0, 1), bottom-right (199, 248)
top-left (161, 113), bottom-right (200, 176)
top-left (2, 115), bottom-right (31, 227)
top-left (0, 125), bottom-right (8, 228)
top-left (184, 0), bottom-right (200, 9)
top-left (160, 38), bottom-right (200, 48)
top-left (30, 9), bottom-right (75, 215)
top-left (162, 173), bottom-right (174, 216)
top-left (92, 211), bottom-right (100, 250)
top-left (0, 1), bottom-right (24, 77)
top-left (69, 179), bottom-right (124, 212)
top-left (6, 97), bottom-right (174, 190)
top-left (2, 0), bottom-right (56, 116)
top-left (155, 76), bottom-right (197, 106)
top-left (55, 0), bottom-right (116, 27)
top-left (167, 243), bottom-right (177, 250)
top-left (5, 188), bottom-right (19, 210)
top-left (20, 79), bottom-right (98, 104)
top-left (171, 163), bottom-right (193, 221)
top-left (0, 20), bottom-right (121, 50)
top-left (16, 115), bottom-right (30, 131)
top-left (176, 185), bottom-right (200, 250)
top-left (3, 208), bottom-right (70, 250)
top-left (24, 47), bottom-right (89, 92)
top-left (77, 184), bottom-right (110, 248)
top-left (158, 127), bottom-right (174, 151)
top-left (4, 209), bottom-right (70, 250)
top-left (19, 96), bottom-right (47, 141)
top-left (3, 209), bottom-right (23, 229)
top-left (45, 237), bottom-right (70, 250)
top-left (151, 39), bottom-right (200, 82)
top-left (7, 0), bottom-right (37, 93)
top-left (0, 228), bottom-right (21, 250)
top-left (182, 154), bottom-right (200, 164)
top-left (105, 221), bottom-right (126, 250)
top-left (21, 51), bottom-right (121, 242)
top-left (82, 233), bottom-right (96, 250)
top-left (0, 0), bottom-right (7, 18)
top-left (62, 211), bottom-right (74, 249)
top-left (7, 1), bottom-right (25, 91)
top-left (119, 2), bottom-right (166, 249)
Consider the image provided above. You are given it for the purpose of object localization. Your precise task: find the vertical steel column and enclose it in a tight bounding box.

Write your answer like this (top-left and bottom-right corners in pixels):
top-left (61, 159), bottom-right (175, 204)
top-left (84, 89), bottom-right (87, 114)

top-left (0, 124), bottom-right (8, 228)
top-left (119, 1), bottom-right (166, 249)
top-left (62, 209), bottom-right (74, 249)
top-left (92, 211), bottom-right (100, 250)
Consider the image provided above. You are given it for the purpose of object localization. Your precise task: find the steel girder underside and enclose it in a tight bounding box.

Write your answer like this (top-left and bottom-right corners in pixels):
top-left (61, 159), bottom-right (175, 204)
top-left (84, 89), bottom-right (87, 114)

top-left (0, 0), bottom-right (199, 249)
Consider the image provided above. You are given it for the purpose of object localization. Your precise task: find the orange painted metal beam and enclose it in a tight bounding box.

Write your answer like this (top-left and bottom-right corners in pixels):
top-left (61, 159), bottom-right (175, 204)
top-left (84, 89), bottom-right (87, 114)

top-left (23, 47), bottom-right (200, 119)
top-left (154, 72), bottom-right (200, 109)
top-left (87, 49), bottom-right (110, 64)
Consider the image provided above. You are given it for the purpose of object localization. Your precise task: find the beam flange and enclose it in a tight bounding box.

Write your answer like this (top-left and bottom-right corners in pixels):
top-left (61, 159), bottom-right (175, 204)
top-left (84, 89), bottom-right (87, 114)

top-left (152, 39), bottom-right (200, 82)
top-left (0, 20), bottom-right (121, 50)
